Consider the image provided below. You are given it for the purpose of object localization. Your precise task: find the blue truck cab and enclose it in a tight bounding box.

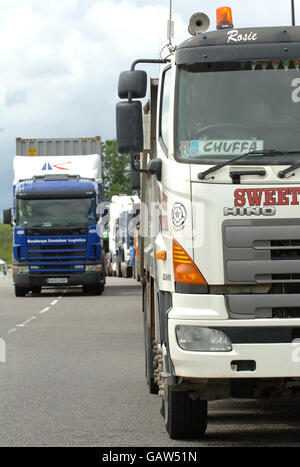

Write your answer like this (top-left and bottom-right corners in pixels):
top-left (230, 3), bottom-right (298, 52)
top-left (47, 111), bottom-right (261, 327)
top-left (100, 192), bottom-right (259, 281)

top-left (4, 137), bottom-right (105, 297)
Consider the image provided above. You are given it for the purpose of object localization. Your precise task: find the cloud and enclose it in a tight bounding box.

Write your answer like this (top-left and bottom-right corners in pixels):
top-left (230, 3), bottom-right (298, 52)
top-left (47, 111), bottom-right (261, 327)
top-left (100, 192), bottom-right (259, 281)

top-left (6, 91), bottom-right (27, 107)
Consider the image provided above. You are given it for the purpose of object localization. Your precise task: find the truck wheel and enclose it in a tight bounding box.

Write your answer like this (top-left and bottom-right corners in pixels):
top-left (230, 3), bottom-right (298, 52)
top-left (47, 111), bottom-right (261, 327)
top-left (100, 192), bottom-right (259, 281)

top-left (125, 266), bottom-right (132, 278)
top-left (14, 286), bottom-right (29, 297)
top-left (94, 284), bottom-right (104, 295)
top-left (83, 284), bottom-right (104, 295)
top-left (165, 387), bottom-right (207, 440)
top-left (143, 287), bottom-right (159, 394)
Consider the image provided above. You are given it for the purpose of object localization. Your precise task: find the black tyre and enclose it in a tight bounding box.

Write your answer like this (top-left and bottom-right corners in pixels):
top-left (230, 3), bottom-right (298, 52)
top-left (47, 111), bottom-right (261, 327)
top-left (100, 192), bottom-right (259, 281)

top-left (165, 387), bottom-right (207, 440)
top-left (143, 287), bottom-right (158, 394)
top-left (93, 284), bottom-right (105, 295)
top-left (83, 284), bottom-right (104, 295)
top-left (14, 286), bottom-right (28, 297)
top-left (125, 266), bottom-right (132, 278)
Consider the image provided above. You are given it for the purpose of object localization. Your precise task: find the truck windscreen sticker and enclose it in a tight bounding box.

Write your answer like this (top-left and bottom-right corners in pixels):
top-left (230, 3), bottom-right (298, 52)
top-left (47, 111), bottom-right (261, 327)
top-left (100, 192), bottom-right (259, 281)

top-left (185, 140), bottom-right (264, 157)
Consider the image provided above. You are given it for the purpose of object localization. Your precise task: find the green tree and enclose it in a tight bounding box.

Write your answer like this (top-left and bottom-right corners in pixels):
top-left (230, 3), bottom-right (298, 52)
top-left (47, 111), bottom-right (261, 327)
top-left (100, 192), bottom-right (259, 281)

top-left (0, 224), bottom-right (13, 264)
top-left (102, 139), bottom-right (133, 200)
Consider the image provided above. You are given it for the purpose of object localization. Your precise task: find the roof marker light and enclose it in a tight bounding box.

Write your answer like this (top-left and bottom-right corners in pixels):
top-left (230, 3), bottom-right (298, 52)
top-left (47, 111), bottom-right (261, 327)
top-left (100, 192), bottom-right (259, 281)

top-left (216, 7), bottom-right (233, 30)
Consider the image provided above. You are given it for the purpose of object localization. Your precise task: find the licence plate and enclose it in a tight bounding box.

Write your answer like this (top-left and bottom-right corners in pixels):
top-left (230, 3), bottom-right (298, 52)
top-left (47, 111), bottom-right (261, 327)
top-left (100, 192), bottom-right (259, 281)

top-left (47, 278), bottom-right (68, 284)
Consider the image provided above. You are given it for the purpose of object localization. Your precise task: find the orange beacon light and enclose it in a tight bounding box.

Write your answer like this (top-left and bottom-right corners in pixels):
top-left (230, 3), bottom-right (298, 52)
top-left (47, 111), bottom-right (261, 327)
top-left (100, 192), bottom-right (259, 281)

top-left (216, 7), bottom-right (233, 30)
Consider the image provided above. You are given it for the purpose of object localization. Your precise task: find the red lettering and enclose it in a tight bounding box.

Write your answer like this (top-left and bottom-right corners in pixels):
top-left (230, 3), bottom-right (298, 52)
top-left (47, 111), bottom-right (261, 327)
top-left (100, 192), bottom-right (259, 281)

top-left (245, 189), bottom-right (263, 206)
top-left (233, 187), bottom-right (300, 207)
top-left (277, 188), bottom-right (289, 205)
top-left (289, 188), bottom-right (300, 205)
top-left (264, 188), bottom-right (276, 205)
top-left (234, 189), bottom-right (246, 207)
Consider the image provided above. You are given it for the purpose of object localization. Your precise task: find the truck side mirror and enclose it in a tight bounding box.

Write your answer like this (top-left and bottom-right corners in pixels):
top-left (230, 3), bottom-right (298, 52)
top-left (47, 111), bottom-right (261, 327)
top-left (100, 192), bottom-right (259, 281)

top-left (3, 209), bottom-right (12, 225)
top-left (147, 159), bottom-right (162, 182)
top-left (116, 101), bottom-right (144, 154)
top-left (118, 70), bottom-right (147, 99)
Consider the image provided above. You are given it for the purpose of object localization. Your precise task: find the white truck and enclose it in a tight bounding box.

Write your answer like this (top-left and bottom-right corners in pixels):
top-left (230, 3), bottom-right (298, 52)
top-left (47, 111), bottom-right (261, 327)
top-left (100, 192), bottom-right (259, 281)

top-left (116, 6), bottom-right (300, 439)
top-left (107, 195), bottom-right (140, 278)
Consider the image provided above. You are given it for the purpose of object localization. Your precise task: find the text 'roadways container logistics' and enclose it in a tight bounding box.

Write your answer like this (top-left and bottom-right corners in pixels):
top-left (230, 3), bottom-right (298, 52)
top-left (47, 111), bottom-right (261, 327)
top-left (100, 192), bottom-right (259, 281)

top-left (3, 137), bottom-right (105, 297)
top-left (116, 6), bottom-right (300, 439)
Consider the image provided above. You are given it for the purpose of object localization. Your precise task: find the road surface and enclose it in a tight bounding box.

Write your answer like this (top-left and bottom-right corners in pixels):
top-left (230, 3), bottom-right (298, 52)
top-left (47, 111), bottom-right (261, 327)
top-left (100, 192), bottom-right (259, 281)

top-left (0, 276), bottom-right (300, 447)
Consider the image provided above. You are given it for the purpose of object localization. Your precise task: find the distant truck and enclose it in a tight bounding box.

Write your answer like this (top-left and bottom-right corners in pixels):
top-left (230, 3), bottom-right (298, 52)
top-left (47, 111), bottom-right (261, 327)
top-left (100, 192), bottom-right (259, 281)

top-left (108, 195), bottom-right (140, 278)
top-left (3, 137), bottom-right (105, 296)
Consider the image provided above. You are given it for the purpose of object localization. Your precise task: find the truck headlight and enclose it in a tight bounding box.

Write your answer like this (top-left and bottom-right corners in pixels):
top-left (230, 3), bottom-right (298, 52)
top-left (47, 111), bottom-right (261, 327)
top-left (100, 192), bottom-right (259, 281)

top-left (176, 326), bottom-right (232, 352)
top-left (85, 264), bottom-right (102, 272)
top-left (14, 265), bottom-right (29, 274)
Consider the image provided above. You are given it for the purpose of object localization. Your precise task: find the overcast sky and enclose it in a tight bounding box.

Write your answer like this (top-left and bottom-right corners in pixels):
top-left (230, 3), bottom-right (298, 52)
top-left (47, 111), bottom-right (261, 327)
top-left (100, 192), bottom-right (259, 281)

top-left (0, 0), bottom-right (299, 213)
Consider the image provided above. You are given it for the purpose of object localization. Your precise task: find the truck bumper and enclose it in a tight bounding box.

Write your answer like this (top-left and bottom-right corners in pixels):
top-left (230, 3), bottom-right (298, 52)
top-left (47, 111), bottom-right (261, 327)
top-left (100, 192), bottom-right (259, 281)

top-left (13, 272), bottom-right (105, 288)
top-left (168, 293), bottom-right (300, 379)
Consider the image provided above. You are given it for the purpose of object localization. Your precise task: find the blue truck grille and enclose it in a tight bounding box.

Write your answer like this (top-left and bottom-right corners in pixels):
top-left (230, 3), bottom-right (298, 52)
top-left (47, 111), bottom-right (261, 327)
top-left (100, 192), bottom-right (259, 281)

top-left (26, 230), bottom-right (87, 274)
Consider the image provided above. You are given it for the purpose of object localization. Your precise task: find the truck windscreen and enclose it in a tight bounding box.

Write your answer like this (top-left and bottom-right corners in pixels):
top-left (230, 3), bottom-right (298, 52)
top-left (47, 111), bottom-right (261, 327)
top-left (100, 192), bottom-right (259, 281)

top-left (16, 197), bottom-right (97, 228)
top-left (176, 60), bottom-right (300, 164)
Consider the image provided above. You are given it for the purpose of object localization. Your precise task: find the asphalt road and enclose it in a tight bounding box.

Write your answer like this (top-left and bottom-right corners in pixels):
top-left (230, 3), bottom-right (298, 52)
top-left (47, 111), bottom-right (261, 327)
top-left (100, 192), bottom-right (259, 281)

top-left (1, 275), bottom-right (300, 447)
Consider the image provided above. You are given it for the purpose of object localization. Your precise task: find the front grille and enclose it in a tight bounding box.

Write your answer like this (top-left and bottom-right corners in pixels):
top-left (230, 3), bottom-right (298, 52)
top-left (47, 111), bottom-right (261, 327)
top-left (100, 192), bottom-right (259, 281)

top-left (271, 273), bottom-right (300, 281)
top-left (273, 307), bottom-right (300, 318)
top-left (226, 293), bottom-right (300, 319)
top-left (27, 232), bottom-right (87, 273)
top-left (29, 244), bottom-right (84, 251)
top-left (30, 263), bottom-right (84, 270)
top-left (26, 228), bottom-right (88, 236)
top-left (28, 250), bottom-right (85, 259)
top-left (223, 219), bottom-right (300, 284)
top-left (270, 240), bottom-right (300, 260)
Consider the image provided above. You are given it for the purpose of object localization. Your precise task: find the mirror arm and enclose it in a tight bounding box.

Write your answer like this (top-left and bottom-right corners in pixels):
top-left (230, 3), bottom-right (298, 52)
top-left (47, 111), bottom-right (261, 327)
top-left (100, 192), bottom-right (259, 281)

top-left (130, 58), bottom-right (170, 72)
top-left (130, 152), bottom-right (150, 174)
top-left (130, 153), bottom-right (162, 181)
top-left (128, 59), bottom-right (170, 103)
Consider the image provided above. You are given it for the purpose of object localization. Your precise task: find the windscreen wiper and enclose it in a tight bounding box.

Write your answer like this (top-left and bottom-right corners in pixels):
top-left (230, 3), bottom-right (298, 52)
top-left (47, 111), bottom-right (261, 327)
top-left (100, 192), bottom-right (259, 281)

top-left (198, 149), bottom-right (286, 180)
top-left (278, 157), bottom-right (300, 178)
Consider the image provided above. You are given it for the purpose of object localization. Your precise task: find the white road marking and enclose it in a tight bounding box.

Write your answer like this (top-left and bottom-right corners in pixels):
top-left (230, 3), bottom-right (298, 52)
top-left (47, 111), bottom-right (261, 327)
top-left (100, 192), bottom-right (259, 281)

top-left (16, 316), bottom-right (36, 327)
top-left (12, 295), bottom-right (63, 332)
